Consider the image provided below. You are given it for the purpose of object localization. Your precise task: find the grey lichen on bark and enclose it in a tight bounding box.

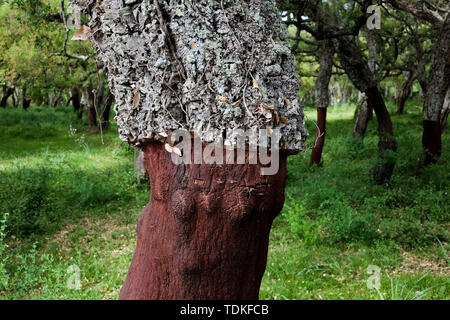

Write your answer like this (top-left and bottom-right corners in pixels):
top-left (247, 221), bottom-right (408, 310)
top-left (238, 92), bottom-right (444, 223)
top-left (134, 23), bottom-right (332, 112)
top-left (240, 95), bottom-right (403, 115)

top-left (70, 0), bottom-right (307, 152)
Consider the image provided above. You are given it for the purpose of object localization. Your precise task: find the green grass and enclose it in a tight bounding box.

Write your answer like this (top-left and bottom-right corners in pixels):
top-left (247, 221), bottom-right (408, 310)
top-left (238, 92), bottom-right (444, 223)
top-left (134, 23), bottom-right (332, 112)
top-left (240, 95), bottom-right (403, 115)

top-left (0, 101), bottom-right (448, 300)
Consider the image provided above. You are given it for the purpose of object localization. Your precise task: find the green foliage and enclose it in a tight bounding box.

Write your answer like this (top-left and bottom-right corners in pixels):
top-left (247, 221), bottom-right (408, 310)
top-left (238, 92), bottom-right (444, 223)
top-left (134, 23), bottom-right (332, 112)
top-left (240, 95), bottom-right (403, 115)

top-left (0, 106), bottom-right (141, 238)
top-left (0, 102), bottom-right (448, 300)
top-left (281, 103), bottom-right (449, 247)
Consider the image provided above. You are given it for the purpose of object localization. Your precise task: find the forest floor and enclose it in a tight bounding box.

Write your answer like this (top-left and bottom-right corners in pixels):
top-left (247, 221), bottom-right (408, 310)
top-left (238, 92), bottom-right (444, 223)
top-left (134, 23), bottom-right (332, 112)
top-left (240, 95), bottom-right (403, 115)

top-left (0, 100), bottom-right (448, 300)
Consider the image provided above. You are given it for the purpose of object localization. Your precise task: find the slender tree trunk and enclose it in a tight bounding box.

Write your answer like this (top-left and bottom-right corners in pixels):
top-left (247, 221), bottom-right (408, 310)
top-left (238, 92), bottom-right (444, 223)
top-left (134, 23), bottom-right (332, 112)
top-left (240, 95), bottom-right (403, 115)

top-left (73, 0), bottom-right (307, 300)
top-left (353, 96), bottom-right (371, 138)
top-left (100, 91), bottom-right (113, 129)
top-left (82, 85), bottom-right (98, 132)
top-left (336, 82), bottom-right (344, 104)
top-left (366, 86), bottom-right (397, 184)
top-left (311, 40), bottom-right (333, 165)
top-left (11, 90), bottom-right (17, 108)
top-left (71, 88), bottom-right (83, 119)
top-left (51, 91), bottom-right (62, 108)
top-left (332, 33), bottom-right (397, 183)
top-left (22, 87), bottom-right (31, 110)
top-left (310, 108), bottom-right (327, 165)
top-left (396, 71), bottom-right (415, 114)
top-left (422, 15), bottom-right (450, 165)
top-left (120, 142), bottom-right (288, 299)
top-left (0, 86), bottom-right (13, 108)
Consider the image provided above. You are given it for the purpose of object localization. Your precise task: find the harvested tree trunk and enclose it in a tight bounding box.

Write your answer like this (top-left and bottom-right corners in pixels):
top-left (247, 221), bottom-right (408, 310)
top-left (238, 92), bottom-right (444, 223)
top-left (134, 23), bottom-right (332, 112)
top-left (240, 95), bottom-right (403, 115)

top-left (0, 86), bottom-right (13, 108)
top-left (422, 15), bottom-right (450, 165)
top-left (120, 142), bottom-right (288, 299)
top-left (366, 86), bottom-right (397, 184)
top-left (72, 0), bottom-right (307, 299)
top-left (51, 91), bottom-right (62, 108)
top-left (397, 71), bottom-right (415, 114)
top-left (311, 40), bottom-right (333, 165)
top-left (310, 108), bottom-right (327, 165)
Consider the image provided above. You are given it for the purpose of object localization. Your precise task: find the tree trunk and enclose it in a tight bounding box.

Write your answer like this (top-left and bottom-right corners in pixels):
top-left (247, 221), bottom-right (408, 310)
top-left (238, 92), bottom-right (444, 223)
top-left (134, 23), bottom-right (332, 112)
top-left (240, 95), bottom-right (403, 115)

top-left (311, 40), bottom-right (333, 165)
top-left (120, 142), bottom-right (288, 299)
top-left (72, 0), bottom-right (307, 300)
top-left (71, 88), bottom-right (83, 119)
top-left (82, 85), bottom-right (98, 132)
top-left (353, 96), bottom-right (371, 139)
top-left (422, 15), bottom-right (450, 165)
top-left (11, 90), bottom-right (17, 108)
top-left (332, 34), bottom-right (397, 183)
top-left (396, 71), bottom-right (415, 114)
top-left (51, 91), bottom-right (62, 108)
top-left (310, 108), bottom-right (327, 165)
top-left (366, 86), bottom-right (397, 184)
top-left (0, 86), bottom-right (13, 108)
top-left (22, 87), bottom-right (31, 110)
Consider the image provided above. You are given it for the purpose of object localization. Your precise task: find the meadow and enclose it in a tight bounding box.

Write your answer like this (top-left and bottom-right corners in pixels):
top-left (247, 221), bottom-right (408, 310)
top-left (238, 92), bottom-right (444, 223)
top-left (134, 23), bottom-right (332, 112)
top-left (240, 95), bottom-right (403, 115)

top-left (0, 100), bottom-right (448, 300)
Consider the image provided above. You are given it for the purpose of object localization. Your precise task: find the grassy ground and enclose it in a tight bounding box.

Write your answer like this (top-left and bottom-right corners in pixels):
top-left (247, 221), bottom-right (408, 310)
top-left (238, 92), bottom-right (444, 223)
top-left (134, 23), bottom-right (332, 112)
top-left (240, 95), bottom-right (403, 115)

top-left (0, 100), bottom-right (448, 300)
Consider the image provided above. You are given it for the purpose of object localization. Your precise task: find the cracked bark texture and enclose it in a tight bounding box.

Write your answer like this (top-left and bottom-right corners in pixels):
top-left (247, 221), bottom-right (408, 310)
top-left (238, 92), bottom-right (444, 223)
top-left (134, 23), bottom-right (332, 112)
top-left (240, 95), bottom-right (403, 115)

top-left (70, 0), bottom-right (307, 152)
top-left (422, 14), bottom-right (450, 164)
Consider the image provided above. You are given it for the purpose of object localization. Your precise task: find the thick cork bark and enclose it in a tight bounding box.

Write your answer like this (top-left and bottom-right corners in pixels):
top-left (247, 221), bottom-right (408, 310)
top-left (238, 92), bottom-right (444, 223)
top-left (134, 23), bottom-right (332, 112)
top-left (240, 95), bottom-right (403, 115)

top-left (119, 143), bottom-right (287, 300)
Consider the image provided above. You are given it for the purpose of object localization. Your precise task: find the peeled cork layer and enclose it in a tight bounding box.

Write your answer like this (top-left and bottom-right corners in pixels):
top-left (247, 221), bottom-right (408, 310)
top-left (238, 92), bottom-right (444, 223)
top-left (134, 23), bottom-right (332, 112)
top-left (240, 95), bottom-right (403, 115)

top-left (71, 0), bottom-right (308, 152)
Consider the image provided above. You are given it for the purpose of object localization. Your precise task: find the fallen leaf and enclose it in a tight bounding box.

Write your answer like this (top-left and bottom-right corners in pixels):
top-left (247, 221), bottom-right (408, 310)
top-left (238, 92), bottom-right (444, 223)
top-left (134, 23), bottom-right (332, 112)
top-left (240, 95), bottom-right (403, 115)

top-left (274, 110), bottom-right (280, 124)
top-left (253, 80), bottom-right (259, 89)
top-left (262, 104), bottom-right (275, 110)
top-left (208, 82), bottom-right (216, 93)
top-left (219, 96), bottom-right (227, 102)
top-left (280, 117), bottom-right (289, 125)
top-left (71, 25), bottom-right (91, 41)
top-left (232, 99), bottom-right (243, 107)
top-left (284, 98), bottom-right (291, 105)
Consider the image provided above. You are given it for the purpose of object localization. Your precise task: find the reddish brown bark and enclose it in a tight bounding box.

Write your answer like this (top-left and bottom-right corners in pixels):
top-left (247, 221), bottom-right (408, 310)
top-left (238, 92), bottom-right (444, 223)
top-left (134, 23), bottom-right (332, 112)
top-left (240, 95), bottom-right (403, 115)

top-left (310, 108), bottom-right (327, 165)
top-left (422, 120), bottom-right (442, 165)
top-left (119, 142), bottom-right (288, 300)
